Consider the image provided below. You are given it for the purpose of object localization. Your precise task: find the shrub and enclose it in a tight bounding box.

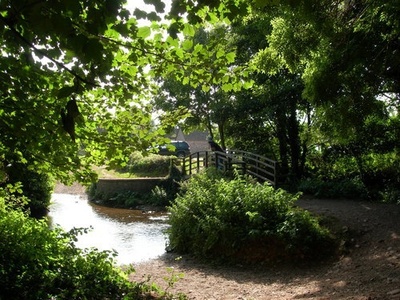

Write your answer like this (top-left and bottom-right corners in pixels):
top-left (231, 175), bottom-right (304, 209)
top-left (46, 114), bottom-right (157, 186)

top-left (298, 177), bottom-right (368, 199)
top-left (123, 152), bottom-right (172, 177)
top-left (89, 158), bottom-right (182, 209)
top-left (380, 186), bottom-right (400, 204)
top-left (167, 169), bottom-right (337, 263)
top-left (0, 192), bottom-right (182, 300)
top-left (148, 186), bottom-right (169, 206)
top-left (0, 199), bottom-right (131, 299)
top-left (4, 162), bottom-right (54, 217)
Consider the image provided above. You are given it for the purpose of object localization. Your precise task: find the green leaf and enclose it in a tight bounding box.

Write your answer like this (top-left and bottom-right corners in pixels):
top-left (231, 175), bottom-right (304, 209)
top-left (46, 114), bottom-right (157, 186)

top-left (182, 77), bottom-right (190, 85)
top-left (183, 24), bottom-right (196, 37)
top-left (147, 12), bottom-right (161, 21)
top-left (243, 80), bottom-right (254, 89)
top-left (221, 83), bottom-right (232, 92)
top-left (226, 52), bottom-right (236, 63)
top-left (166, 36), bottom-right (179, 48)
top-left (175, 48), bottom-right (184, 59)
top-left (137, 26), bottom-right (151, 38)
top-left (182, 39), bottom-right (193, 51)
top-left (144, 0), bottom-right (166, 13)
top-left (202, 85), bottom-right (210, 92)
top-left (133, 8), bottom-right (147, 19)
top-left (216, 49), bottom-right (224, 59)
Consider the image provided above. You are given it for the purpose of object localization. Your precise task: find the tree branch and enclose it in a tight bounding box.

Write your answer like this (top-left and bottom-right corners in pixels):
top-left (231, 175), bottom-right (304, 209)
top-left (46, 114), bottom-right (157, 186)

top-left (0, 15), bottom-right (99, 87)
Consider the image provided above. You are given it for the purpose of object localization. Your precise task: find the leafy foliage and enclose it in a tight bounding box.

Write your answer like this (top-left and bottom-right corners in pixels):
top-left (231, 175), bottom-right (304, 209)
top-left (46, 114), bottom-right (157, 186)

top-left (168, 0), bottom-right (400, 197)
top-left (298, 177), bottom-right (368, 200)
top-left (3, 160), bottom-right (53, 217)
top-left (123, 152), bottom-right (172, 177)
top-left (0, 190), bottom-right (188, 299)
top-left (0, 197), bottom-right (131, 299)
top-left (303, 143), bottom-right (400, 201)
top-left (0, 0), bottom-right (250, 187)
top-left (168, 169), bottom-right (337, 263)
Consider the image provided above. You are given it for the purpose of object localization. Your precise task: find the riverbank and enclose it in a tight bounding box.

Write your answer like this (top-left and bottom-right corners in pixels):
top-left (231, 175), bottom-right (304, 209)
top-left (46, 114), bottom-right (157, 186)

top-left (54, 182), bottom-right (167, 212)
top-left (54, 183), bottom-right (400, 299)
top-left (54, 182), bottom-right (87, 194)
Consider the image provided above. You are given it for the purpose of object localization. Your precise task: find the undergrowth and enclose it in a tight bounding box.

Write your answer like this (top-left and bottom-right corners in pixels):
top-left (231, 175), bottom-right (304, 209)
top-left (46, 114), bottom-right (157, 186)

top-left (167, 169), bottom-right (338, 264)
top-left (0, 187), bottom-right (186, 299)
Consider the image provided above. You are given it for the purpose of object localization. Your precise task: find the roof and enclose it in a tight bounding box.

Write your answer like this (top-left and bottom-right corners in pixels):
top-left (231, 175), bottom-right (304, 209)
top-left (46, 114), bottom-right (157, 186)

top-left (185, 130), bottom-right (208, 141)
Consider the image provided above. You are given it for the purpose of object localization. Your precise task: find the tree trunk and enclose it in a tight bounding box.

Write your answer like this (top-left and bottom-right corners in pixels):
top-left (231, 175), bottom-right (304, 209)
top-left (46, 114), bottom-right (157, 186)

top-left (276, 109), bottom-right (289, 180)
top-left (218, 122), bottom-right (226, 150)
top-left (287, 99), bottom-right (302, 181)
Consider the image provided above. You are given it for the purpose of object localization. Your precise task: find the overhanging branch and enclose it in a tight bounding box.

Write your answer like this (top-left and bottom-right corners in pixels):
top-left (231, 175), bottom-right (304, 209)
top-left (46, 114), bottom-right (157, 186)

top-left (0, 15), bottom-right (99, 87)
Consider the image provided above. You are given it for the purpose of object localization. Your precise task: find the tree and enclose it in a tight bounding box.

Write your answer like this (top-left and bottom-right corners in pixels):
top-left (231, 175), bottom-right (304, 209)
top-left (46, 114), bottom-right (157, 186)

top-left (153, 25), bottom-right (240, 149)
top-left (220, 10), bottom-right (313, 184)
top-left (251, 0), bottom-right (400, 138)
top-left (169, 0), bottom-right (399, 139)
top-left (257, 0), bottom-right (400, 190)
top-left (0, 0), bottom-right (245, 186)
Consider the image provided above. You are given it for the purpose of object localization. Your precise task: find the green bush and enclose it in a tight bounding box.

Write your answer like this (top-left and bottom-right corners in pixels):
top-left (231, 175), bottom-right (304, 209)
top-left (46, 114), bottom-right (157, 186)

top-left (0, 201), bottom-right (131, 299)
top-left (298, 177), bottom-right (368, 199)
top-left (122, 152), bottom-right (173, 177)
top-left (4, 162), bottom-right (54, 217)
top-left (90, 189), bottom-right (149, 208)
top-left (167, 169), bottom-right (337, 263)
top-left (305, 150), bottom-right (400, 202)
top-left (148, 186), bottom-right (169, 206)
top-left (0, 189), bottom-right (184, 300)
top-left (380, 186), bottom-right (400, 204)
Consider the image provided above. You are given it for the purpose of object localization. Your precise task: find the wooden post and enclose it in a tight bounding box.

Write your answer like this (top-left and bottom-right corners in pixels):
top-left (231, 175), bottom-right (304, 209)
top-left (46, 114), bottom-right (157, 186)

top-left (182, 157), bottom-right (186, 176)
top-left (196, 152), bottom-right (200, 173)
top-left (189, 155), bottom-right (192, 176)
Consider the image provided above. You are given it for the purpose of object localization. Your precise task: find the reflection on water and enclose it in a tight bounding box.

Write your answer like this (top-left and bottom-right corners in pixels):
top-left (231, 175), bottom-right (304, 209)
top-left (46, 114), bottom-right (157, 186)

top-left (48, 193), bottom-right (169, 265)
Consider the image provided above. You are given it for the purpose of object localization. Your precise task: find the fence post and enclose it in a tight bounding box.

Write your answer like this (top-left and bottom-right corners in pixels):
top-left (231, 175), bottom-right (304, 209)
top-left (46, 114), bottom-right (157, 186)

top-left (196, 152), bottom-right (200, 173)
top-left (189, 155), bottom-right (192, 175)
top-left (182, 157), bottom-right (186, 176)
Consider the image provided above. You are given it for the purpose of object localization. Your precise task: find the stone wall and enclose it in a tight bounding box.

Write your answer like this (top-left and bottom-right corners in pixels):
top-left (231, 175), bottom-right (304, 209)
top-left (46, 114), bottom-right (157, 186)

top-left (95, 178), bottom-right (166, 198)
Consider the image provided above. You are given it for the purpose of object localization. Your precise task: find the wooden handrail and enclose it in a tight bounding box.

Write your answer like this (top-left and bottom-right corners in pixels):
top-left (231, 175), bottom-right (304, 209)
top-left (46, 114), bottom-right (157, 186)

top-left (182, 150), bottom-right (277, 187)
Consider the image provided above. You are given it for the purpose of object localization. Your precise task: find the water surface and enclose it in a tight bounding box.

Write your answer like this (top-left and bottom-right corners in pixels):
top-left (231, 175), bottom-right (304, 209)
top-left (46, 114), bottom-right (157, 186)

top-left (49, 193), bottom-right (169, 265)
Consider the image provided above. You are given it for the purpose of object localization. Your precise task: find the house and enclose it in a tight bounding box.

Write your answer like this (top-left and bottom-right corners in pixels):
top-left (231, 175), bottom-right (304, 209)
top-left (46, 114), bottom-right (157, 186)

top-left (185, 130), bottom-right (209, 153)
top-left (167, 128), bottom-right (210, 153)
top-left (167, 127), bottom-right (185, 141)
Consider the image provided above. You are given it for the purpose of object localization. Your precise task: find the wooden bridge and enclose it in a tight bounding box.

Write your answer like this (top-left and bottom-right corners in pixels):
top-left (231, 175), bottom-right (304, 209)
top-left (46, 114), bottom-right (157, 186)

top-left (181, 150), bottom-right (277, 187)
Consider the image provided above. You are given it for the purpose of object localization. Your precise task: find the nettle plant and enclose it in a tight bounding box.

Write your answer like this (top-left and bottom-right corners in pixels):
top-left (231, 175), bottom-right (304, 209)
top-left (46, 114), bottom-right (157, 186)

top-left (168, 169), bottom-right (337, 263)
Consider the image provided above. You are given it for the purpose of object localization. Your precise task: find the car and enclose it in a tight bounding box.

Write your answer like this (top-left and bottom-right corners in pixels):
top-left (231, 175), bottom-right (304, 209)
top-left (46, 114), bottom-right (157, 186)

top-left (158, 141), bottom-right (190, 158)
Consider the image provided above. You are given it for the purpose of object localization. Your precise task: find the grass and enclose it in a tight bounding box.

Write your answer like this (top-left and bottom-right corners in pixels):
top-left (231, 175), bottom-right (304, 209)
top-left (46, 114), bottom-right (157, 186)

top-left (94, 166), bottom-right (136, 179)
top-left (93, 153), bottom-right (176, 179)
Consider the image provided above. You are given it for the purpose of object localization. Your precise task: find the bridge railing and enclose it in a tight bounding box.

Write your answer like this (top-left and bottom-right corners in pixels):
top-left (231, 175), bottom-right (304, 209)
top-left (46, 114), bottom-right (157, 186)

top-left (182, 150), bottom-right (277, 187)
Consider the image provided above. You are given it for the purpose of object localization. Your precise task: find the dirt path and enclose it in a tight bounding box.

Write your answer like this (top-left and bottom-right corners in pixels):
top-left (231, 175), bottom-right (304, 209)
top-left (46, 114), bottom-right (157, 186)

top-left (130, 198), bottom-right (400, 300)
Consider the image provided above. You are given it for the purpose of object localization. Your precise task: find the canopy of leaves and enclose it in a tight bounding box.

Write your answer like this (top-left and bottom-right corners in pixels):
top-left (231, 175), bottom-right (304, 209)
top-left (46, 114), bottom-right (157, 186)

top-left (163, 0), bottom-right (399, 190)
top-left (0, 0), bottom-right (248, 184)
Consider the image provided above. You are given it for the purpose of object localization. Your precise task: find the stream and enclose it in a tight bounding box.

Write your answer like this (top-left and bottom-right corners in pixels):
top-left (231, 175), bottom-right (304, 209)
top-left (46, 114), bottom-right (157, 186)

top-left (48, 193), bottom-right (169, 265)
